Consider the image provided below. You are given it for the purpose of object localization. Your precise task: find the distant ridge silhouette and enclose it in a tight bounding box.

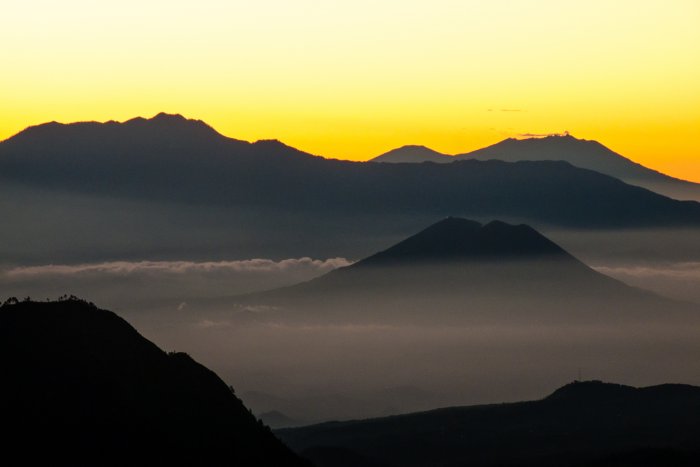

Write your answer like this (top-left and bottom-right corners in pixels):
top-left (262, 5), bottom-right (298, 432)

top-left (373, 145), bottom-right (452, 163)
top-left (9, 112), bottom-right (232, 146)
top-left (4, 114), bottom-right (700, 263)
top-left (278, 380), bottom-right (700, 467)
top-left (0, 298), bottom-right (309, 467)
top-left (371, 134), bottom-right (700, 201)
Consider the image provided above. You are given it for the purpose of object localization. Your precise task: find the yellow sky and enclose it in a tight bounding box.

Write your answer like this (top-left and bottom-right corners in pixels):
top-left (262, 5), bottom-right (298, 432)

top-left (2, 0), bottom-right (699, 180)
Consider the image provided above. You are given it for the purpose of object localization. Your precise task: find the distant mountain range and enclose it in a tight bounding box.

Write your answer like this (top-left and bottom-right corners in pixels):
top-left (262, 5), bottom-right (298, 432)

top-left (372, 134), bottom-right (700, 201)
top-left (245, 385), bottom-right (440, 429)
top-left (279, 380), bottom-right (700, 467)
top-left (0, 298), bottom-right (309, 467)
top-left (232, 217), bottom-right (698, 325)
top-left (3, 114), bottom-right (700, 264)
top-left (372, 145), bottom-right (452, 163)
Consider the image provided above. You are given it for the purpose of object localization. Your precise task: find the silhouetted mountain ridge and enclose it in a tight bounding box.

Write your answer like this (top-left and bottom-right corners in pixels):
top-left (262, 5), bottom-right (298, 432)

top-left (2, 113), bottom-right (320, 171)
top-left (4, 114), bottom-right (700, 264)
top-left (0, 298), bottom-right (309, 467)
top-left (547, 380), bottom-right (700, 404)
top-left (8, 112), bottom-right (230, 147)
top-left (359, 217), bottom-right (569, 265)
top-left (372, 134), bottom-right (700, 200)
top-left (460, 135), bottom-right (664, 182)
top-left (373, 145), bottom-right (452, 163)
top-left (279, 381), bottom-right (700, 467)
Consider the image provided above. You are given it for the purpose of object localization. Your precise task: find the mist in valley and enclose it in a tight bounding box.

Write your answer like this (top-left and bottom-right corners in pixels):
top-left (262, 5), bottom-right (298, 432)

top-left (4, 226), bottom-right (700, 425)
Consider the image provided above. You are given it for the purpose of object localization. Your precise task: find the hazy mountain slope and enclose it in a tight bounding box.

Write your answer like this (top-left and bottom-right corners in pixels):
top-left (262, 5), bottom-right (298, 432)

top-left (0, 113), bottom-right (319, 204)
top-left (459, 134), bottom-right (664, 180)
top-left (233, 218), bottom-right (699, 325)
top-left (3, 115), bottom-right (700, 263)
top-left (0, 298), bottom-right (309, 467)
top-left (458, 134), bottom-right (700, 201)
top-left (370, 135), bottom-right (700, 201)
top-left (372, 145), bottom-right (452, 163)
top-left (278, 381), bottom-right (700, 467)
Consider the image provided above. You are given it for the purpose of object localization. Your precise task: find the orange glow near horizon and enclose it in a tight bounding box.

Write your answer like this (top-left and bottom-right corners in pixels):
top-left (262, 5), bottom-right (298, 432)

top-left (1, 0), bottom-right (699, 181)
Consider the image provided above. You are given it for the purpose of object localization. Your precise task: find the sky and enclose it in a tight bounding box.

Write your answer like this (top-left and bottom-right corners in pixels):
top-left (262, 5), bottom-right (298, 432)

top-left (2, 0), bottom-right (699, 181)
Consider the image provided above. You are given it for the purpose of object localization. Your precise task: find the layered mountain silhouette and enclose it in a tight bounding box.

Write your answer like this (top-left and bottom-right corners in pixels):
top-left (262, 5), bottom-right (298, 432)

top-left (232, 218), bottom-right (699, 325)
top-left (0, 298), bottom-right (309, 467)
top-left (372, 145), bottom-right (451, 163)
top-left (0, 113), bottom-right (318, 201)
top-left (278, 380), bottom-right (700, 467)
top-left (3, 114), bottom-right (700, 263)
top-left (371, 134), bottom-right (700, 201)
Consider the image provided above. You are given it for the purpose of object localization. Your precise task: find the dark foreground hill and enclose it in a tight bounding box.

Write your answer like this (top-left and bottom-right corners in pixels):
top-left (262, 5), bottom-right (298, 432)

top-left (278, 381), bottom-right (700, 467)
top-left (234, 218), bottom-right (699, 325)
top-left (0, 298), bottom-right (309, 467)
top-left (2, 114), bottom-right (700, 263)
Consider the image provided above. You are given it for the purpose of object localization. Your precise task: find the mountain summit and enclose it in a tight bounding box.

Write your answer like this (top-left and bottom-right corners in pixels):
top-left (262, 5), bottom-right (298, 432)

top-left (372, 134), bottom-right (700, 201)
top-left (236, 218), bottom-right (696, 325)
top-left (7, 112), bottom-right (229, 147)
top-left (459, 134), bottom-right (660, 181)
top-left (360, 217), bottom-right (568, 265)
top-left (460, 134), bottom-right (700, 200)
top-left (373, 145), bottom-right (452, 163)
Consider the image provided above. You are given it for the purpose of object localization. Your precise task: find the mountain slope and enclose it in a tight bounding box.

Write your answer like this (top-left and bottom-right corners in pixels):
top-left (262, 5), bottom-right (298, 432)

top-left (372, 145), bottom-right (452, 163)
top-left (357, 217), bottom-right (567, 263)
top-left (458, 134), bottom-right (666, 181)
top-left (3, 115), bottom-right (700, 264)
top-left (0, 298), bottom-right (309, 467)
top-left (371, 135), bottom-right (700, 201)
top-left (460, 134), bottom-right (700, 200)
top-left (233, 218), bottom-right (698, 325)
top-left (278, 381), bottom-right (700, 467)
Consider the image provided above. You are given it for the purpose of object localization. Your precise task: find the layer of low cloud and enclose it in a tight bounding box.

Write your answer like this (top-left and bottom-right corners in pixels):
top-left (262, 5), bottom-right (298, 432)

top-left (3, 257), bottom-right (699, 423)
top-left (593, 262), bottom-right (700, 304)
top-left (1, 257), bottom-right (353, 313)
top-left (6, 257), bottom-right (351, 277)
top-left (595, 262), bottom-right (700, 281)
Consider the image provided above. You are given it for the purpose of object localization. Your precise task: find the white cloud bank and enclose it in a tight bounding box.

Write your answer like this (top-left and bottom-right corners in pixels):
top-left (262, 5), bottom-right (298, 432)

top-left (594, 263), bottom-right (700, 281)
top-left (593, 262), bottom-right (700, 304)
top-left (1, 257), bottom-right (353, 307)
top-left (6, 257), bottom-right (352, 277)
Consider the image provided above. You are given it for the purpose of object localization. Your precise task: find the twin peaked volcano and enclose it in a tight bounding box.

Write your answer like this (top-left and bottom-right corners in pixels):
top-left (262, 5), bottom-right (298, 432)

top-left (358, 217), bottom-right (568, 264)
top-left (237, 218), bottom-right (698, 325)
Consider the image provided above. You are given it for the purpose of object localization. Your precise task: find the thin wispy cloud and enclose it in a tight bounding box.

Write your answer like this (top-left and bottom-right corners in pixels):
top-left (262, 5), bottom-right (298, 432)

top-left (594, 263), bottom-right (700, 281)
top-left (6, 258), bottom-right (352, 277)
top-left (517, 132), bottom-right (565, 138)
top-left (2, 257), bottom-right (354, 306)
top-left (593, 262), bottom-right (700, 304)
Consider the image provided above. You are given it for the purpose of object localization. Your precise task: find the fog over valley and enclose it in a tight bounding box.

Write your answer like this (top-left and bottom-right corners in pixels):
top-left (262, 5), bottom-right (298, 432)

top-left (4, 220), bottom-right (700, 423)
